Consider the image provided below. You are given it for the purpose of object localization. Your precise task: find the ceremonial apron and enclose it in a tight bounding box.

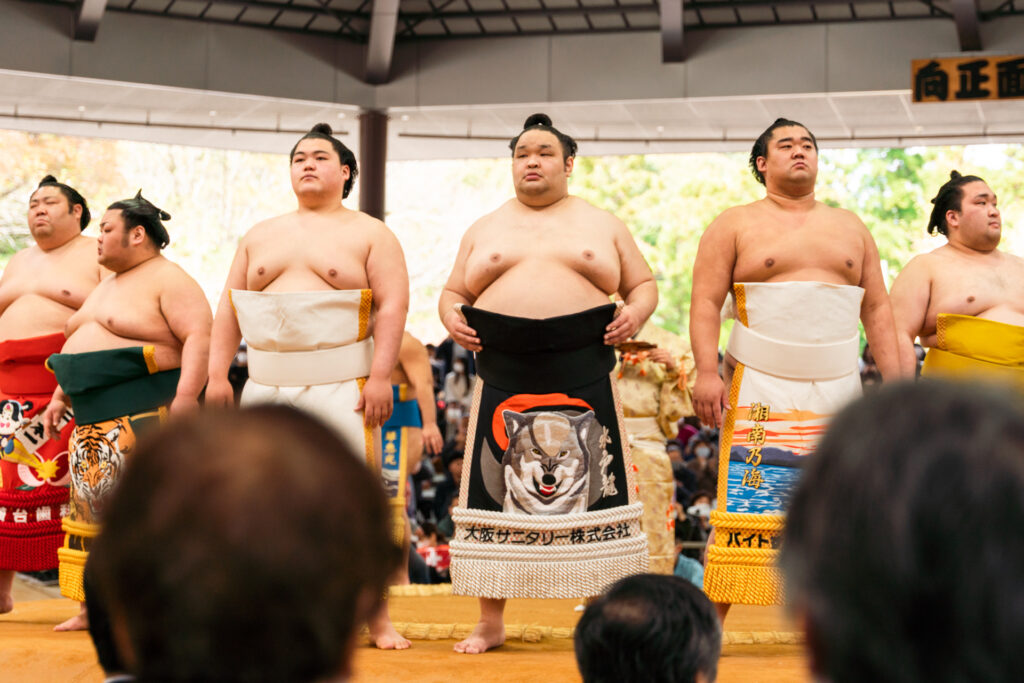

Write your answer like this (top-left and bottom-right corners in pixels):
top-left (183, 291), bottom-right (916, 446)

top-left (231, 289), bottom-right (378, 463)
top-left (381, 383), bottom-right (421, 546)
top-left (921, 313), bottom-right (1024, 390)
top-left (450, 304), bottom-right (648, 599)
top-left (705, 282), bottom-right (862, 606)
top-left (47, 346), bottom-right (179, 601)
top-left (0, 334), bottom-right (74, 571)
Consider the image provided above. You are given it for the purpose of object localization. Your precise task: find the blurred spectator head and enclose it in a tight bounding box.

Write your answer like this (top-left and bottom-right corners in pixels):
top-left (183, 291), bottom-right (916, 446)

top-left (445, 451), bottom-right (464, 483)
top-left (780, 380), bottom-right (1024, 683)
top-left (575, 573), bottom-right (721, 683)
top-left (690, 436), bottom-right (714, 461)
top-left (666, 438), bottom-right (685, 462)
top-left (687, 490), bottom-right (714, 518)
top-left (91, 406), bottom-right (401, 682)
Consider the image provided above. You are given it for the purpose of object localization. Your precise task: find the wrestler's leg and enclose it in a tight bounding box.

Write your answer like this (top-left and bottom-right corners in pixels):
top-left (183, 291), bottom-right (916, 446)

top-left (368, 598), bottom-right (411, 650)
top-left (394, 516), bottom-right (412, 585)
top-left (54, 603), bottom-right (88, 631)
top-left (704, 528), bottom-right (731, 624)
top-left (454, 598), bottom-right (506, 654)
top-left (0, 569), bottom-right (13, 613)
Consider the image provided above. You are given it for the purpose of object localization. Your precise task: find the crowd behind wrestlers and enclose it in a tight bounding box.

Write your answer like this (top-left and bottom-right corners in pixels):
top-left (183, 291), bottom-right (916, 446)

top-left (3, 115), bottom-right (1024, 680)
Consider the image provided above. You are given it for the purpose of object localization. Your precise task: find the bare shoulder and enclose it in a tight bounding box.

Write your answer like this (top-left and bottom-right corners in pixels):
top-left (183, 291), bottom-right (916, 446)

top-left (462, 201), bottom-right (512, 241)
top-left (155, 257), bottom-right (204, 292)
top-left (241, 213), bottom-right (294, 244)
top-left (353, 210), bottom-right (396, 239)
top-left (4, 244), bottom-right (36, 270)
top-left (705, 202), bottom-right (756, 234)
top-left (819, 203), bottom-right (871, 234)
top-left (897, 252), bottom-right (936, 276)
top-left (1001, 249), bottom-right (1024, 271)
top-left (570, 196), bottom-right (627, 232)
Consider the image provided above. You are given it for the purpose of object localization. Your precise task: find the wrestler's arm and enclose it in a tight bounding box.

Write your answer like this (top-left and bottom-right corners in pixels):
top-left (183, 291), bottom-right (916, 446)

top-left (888, 255), bottom-right (932, 377)
top-left (401, 334), bottom-right (444, 457)
top-left (438, 227), bottom-right (481, 351)
top-left (0, 250), bottom-right (27, 316)
top-left (856, 222), bottom-right (902, 380)
top-left (689, 213), bottom-right (737, 428)
top-left (361, 224), bottom-right (410, 428)
top-left (161, 266), bottom-right (214, 413)
top-left (43, 385), bottom-right (69, 441)
top-left (607, 217), bottom-right (658, 345)
top-left (206, 241), bottom-right (249, 407)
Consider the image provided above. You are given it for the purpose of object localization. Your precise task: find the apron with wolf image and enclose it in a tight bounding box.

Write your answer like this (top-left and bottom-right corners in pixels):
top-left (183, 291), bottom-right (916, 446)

top-left (449, 304), bottom-right (648, 599)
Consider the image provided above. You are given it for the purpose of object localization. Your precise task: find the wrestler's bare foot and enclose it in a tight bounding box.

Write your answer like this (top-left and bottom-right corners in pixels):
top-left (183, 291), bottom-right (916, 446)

top-left (54, 603), bottom-right (88, 631)
top-left (0, 570), bottom-right (14, 614)
top-left (368, 604), bottom-right (411, 650)
top-left (454, 598), bottom-right (506, 654)
top-left (454, 619), bottom-right (506, 654)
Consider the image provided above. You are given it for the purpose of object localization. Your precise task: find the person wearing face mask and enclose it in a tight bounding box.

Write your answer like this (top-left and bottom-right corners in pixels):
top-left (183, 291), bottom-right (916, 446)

top-left (615, 324), bottom-right (696, 575)
top-left (686, 438), bottom-right (718, 494)
top-left (443, 358), bottom-right (472, 437)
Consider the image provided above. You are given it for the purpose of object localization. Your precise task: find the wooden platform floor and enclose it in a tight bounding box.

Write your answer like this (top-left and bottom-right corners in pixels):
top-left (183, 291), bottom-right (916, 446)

top-left (2, 576), bottom-right (810, 682)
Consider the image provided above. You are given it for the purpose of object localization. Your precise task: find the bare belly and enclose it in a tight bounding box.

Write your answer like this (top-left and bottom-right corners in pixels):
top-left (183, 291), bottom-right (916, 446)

top-left (256, 268), bottom-right (364, 293)
top-left (0, 295), bottom-right (76, 340)
top-left (922, 305), bottom-right (1024, 348)
top-left (976, 304), bottom-right (1024, 329)
top-left (472, 266), bottom-right (612, 319)
top-left (758, 268), bottom-right (858, 287)
top-left (62, 322), bottom-right (182, 369)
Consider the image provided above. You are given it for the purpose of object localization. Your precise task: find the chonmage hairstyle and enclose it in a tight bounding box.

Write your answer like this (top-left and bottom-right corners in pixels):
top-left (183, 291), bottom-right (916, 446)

top-left (508, 113), bottom-right (578, 161)
top-left (748, 117), bottom-right (817, 185)
top-left (90, 405), bottom-right (402, 682)
top-left (780, 380), bottom-right (1024, 683)
top-left (290, 122), bottom-right (359, 199)
top-left (107, 191), bottom-right (171, 249)
top-left (927, 170), bottom-right (986, 236)
top-left (32, 175), bottom-right (91, 230)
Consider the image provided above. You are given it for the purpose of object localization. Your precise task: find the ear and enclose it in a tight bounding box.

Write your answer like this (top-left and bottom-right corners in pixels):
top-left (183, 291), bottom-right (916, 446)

top-left (502, 410), bottom-right (528, 438)
top-left (756, 155), bottom-right (768, 174)
top-left (946, 208), bottom-right (960, 232)
top-left (130, 225), bottom-right (147, 246)
top-left (340, 164), bottom-right (352, 181)
top-left (564, 156), bottom-right (575, 175)
top-left (70, 203), bottom-right (83, 221)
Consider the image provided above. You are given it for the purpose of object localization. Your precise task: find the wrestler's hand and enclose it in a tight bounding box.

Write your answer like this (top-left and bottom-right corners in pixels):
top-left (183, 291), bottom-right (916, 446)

top-left (43, 399), bottom-right (67, 441)
top-left (170, 394), bottom-right (200, 415)
top-left (422, 422), bottom-right (444, 456)
top-left (358, 375), bottom-right (393, 428)
top-left (693, 372), bottom-right (729, 428)
top-left (204, 378), bottom-right (236, 408)
top-left (605, 305), bottom-right (641, 345)
top-left (442, 310), bottom-right (481, 352)
top-left (648, 347), bottom-right (677, 371)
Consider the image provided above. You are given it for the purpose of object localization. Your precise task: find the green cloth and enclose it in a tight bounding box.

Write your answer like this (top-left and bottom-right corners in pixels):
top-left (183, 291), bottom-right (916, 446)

top-left (47, 347), bottom-right (180, 425)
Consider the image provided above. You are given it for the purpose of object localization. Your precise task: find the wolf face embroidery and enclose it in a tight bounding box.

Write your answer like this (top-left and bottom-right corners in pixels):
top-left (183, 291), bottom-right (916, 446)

top-left (501, 410), bottom-right (597, 515)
